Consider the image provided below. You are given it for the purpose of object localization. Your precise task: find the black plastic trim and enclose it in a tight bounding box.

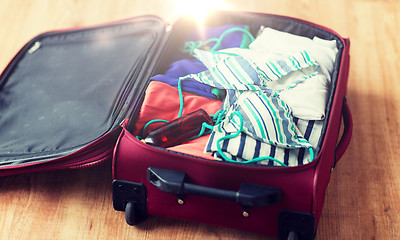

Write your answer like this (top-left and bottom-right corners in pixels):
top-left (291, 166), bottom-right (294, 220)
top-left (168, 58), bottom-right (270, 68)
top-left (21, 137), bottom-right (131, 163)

top-left (147, 167), bottom-right (282, 209)
top-left (278, 210), bottom-right (316, 240)
top-left (112, 180), bottom-right (148, 225)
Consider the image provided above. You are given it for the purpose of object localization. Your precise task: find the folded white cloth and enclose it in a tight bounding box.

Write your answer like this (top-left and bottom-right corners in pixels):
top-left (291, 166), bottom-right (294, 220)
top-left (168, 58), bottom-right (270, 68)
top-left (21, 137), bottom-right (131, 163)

top-left (250, 27), bottom-right (338, 78)
top-left (248, 27), bottom-right (338, 120)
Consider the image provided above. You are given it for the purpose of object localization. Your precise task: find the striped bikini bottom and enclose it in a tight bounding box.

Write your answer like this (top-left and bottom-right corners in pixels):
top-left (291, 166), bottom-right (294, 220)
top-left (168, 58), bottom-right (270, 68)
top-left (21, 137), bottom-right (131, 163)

top-left (206, 118), bottom-right (322, 166)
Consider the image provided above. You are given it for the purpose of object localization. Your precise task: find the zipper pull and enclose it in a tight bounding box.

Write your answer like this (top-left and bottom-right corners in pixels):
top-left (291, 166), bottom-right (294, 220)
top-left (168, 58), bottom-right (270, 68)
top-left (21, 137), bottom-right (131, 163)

top-left (119, 119), bottom-right (126, 127)
top-left (28, 41), bottom-right (41, 54)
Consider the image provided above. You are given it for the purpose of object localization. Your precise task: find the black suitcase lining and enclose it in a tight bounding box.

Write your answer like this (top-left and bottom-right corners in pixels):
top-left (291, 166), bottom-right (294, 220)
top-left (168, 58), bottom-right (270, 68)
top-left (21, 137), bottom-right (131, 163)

top-left (0, 16), bottom-right (165, 165)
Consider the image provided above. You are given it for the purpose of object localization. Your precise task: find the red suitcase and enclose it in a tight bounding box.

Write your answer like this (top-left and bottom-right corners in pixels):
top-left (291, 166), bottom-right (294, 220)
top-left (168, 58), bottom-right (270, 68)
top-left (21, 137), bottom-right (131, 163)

top-left (0, 11), bottom-right (352, 240)
top-left (111, 11), bottom-right (352, 240)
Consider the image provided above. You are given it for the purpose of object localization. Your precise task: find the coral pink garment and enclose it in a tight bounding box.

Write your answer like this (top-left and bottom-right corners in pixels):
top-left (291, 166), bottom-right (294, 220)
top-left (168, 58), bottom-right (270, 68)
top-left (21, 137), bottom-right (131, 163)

top-left (168, 135), bottom-right (215, 160)
top-left (133, 81), bottom-right (223, 160)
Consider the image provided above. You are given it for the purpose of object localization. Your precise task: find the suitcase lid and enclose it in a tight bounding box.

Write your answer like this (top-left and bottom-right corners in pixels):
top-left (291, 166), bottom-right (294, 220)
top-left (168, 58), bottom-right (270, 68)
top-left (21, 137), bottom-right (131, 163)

top-left (0, 16), bottom-right (166, 172)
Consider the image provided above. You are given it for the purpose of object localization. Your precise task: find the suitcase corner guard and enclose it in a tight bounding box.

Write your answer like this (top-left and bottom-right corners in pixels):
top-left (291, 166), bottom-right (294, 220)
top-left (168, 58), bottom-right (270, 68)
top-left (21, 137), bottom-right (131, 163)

top-left (278, 210), bottom-right (316, 240)
top-left (112, 180), bottom-right (148, 225)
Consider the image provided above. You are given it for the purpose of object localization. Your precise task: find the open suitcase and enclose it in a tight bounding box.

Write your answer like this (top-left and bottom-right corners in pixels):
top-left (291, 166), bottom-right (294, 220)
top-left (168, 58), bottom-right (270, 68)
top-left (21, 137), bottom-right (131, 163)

top-left (111, 12), bottom-right (352, 240)
top-left (0, 11), bottom-right (352, 240)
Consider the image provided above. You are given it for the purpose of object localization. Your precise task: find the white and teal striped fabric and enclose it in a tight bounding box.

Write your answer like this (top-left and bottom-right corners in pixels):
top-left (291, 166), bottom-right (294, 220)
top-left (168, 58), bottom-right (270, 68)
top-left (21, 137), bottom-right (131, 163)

top-left (220, 90), bottom-right (311, 149)
top-left (207, 118), bottom-right (323, 166)
top-left (191, 48), bottom-right (320, 92)
top-left (180, 50), bottom-right (320, 150)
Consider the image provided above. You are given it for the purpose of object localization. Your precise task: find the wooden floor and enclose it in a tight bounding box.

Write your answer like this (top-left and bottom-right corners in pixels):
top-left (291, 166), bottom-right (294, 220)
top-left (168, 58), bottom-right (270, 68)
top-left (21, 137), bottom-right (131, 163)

top-left (0, 0), bottom-right (399, 239)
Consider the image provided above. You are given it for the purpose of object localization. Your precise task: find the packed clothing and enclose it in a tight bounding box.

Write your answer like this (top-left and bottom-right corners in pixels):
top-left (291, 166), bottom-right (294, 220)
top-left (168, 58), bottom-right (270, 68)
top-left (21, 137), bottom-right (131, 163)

top-left (134, 24), bottom-right (338, 167)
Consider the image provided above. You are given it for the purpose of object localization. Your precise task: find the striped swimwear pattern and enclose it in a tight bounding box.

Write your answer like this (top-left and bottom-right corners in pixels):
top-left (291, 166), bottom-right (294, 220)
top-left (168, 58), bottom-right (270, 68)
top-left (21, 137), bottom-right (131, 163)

top-left (207, 118), bottom-right (323, 166)
top-left (180, 51), bottom-right (319, 149)
top-left (192, 49), bottom-right (319, 91)
top-left (185, 54), bottom-right (265, 91)
top-left (221, 90), bottom-right (310, 148)
top-left (256, 50), bottom-right (318, 82)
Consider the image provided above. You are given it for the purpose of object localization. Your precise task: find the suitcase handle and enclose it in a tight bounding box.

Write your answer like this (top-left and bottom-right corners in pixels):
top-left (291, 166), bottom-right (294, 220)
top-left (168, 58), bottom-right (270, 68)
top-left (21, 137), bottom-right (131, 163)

top-left (335, 98), bottom-right (353, 165)
top-left (147, 167), bottom-right (282, 209)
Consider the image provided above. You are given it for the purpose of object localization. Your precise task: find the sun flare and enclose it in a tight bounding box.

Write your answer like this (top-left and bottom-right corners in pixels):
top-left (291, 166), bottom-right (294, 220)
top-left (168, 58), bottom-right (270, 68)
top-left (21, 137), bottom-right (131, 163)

top-left (172, 0), bottom-right (232, 24)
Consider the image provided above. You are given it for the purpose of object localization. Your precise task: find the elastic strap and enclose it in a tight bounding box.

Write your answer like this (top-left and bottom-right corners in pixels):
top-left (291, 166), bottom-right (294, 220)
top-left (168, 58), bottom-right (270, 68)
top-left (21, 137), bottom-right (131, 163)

top-left (181, 26), bottom-right (255, 54)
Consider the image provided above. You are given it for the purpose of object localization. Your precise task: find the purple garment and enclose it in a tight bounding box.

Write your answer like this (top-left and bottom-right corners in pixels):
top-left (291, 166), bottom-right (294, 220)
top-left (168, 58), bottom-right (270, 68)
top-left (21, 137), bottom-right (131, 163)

top-left (152, 59), bottom-right (214, 98)
top-left (151, 25), bottom-right (247, 99)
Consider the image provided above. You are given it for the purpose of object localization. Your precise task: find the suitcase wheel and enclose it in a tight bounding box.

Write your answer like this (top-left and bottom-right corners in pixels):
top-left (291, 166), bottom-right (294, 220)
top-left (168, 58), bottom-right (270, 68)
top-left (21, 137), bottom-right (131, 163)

top-left (278, 210), bottom-right (315, 240)
top-left (287, 231), bottom-right (299, 240)
top-left (125, 201), bottom-right (142, 226)
top-left (112, 180), bottom-right (148, 226)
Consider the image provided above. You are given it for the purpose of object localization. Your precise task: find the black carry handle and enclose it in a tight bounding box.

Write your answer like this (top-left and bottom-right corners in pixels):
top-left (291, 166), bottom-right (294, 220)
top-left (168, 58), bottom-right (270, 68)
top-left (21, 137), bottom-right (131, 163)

top-left (147, 167), bottom-right (282, 209)
top-left (334, 98), bottom-right (353, 166)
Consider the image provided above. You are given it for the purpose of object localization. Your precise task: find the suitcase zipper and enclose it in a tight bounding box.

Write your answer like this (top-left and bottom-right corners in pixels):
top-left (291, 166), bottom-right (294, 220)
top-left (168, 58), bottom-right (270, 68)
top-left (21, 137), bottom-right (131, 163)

top-left (0, 127), bottom-right (120, 176)
top-left (68, 147), bottom-right (113, 169)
